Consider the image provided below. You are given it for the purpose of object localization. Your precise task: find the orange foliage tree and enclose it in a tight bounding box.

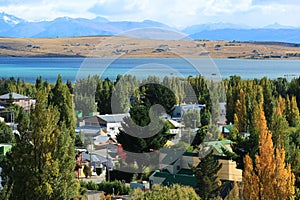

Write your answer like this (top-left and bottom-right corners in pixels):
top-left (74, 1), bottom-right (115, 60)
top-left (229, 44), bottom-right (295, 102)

top-left (243, 105), bottom-right (295, 199)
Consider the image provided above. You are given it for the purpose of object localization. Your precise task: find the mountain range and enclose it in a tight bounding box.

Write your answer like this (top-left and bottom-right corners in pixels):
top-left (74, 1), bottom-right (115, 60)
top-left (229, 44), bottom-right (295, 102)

top-left (0, 12), bottom-right (300, 43)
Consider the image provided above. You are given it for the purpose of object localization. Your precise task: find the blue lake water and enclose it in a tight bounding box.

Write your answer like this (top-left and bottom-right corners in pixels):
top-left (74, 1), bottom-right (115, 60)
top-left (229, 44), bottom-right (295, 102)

top-left (0, 57), bottom-right (300, 83)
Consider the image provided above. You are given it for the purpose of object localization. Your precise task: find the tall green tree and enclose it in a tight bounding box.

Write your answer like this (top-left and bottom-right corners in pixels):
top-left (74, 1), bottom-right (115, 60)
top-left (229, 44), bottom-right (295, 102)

top-left (48, 75), bottom-right (75, 135)
top-left (191, 151), bottom-right (224, 200)
top-left (1, 88), bottom-right (78, 200)
top-left (74, 75), bottom-right (99, 116)
top-left (286, 96), bottom-right (300, 127)
top-left (116, 104), bottom-right (173, 170)
top-left (95, 78), bottom-right (114, 114)
top-left (260, 77), bottom-right (275, 128)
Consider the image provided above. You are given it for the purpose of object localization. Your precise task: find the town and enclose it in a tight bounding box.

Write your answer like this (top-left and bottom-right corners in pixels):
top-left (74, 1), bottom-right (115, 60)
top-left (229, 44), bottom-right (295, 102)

top-left (0, 74), bottom-right (299, 199)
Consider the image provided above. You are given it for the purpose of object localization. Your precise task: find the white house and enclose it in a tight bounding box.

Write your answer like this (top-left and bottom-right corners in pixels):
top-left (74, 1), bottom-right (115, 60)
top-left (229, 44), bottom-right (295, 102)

top-left (97, 113), bottom-right (130, 138)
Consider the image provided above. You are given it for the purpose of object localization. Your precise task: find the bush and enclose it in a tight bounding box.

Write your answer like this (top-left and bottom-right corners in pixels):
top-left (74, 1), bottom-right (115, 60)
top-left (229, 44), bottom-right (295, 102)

top-left (86, 181), bottom-right (99, 190)
top-left (130, 184), bottom-right (200, 200)
top-left (80, 180), bottom-right (88, 188)
top-left (98, 181), bottom-right (130, 195)
top-left (108, 168), bottom-right (144, 182)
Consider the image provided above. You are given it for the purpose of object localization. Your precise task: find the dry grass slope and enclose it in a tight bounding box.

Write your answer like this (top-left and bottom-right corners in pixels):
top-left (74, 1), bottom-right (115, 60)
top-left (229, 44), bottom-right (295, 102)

top-left (0, 36), bottom-right (299, 59)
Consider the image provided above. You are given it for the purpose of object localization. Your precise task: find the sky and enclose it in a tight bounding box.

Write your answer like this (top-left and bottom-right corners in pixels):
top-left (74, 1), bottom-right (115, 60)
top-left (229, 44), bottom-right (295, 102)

top-left (0, 0), bottom-right (299, 28)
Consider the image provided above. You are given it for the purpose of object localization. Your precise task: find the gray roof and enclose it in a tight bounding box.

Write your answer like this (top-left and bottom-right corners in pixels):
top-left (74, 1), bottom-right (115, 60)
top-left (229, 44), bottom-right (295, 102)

top-left (75, 126), bottom-right (102, 136)
top-left (0, 92), bottom-right (31, 100)
top-left (82, 152), bottom-right (107, 163)
top-left (97, 113), bottom-right (130, 123)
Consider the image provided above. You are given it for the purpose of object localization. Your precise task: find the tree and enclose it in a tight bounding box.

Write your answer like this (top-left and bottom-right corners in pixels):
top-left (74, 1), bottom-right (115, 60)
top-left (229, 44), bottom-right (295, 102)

top-left (286, 96), bottom-right (300, 127)
top-left (95, 78), bottom-right (114, 114)
top-left (130, 184), bottom-right (200, 200)
top-left (225, 76), bottom-right (242, 124)
top-left (260, 77), bottom-right (275, 128)
top-left (116, 89), bottom-right (174, 172)
top-left (271, 96), bottom-right (289, 148)
top-left (191, 151), bottom-right (223, 200)
top-left (116, 109), bottom-right (173, 170)
top-left (1, 88), bottom-right (79, 200)
top-left (0, 121), bottom-right (14, 144)
top-left (243, 106), bottom-right (295, 200)
top-left (74, 75), bottom-right (99, 116)
top-left (48, 75), bottom-right (75, 135)
top-left (234, 88), bottom-right (247, 132)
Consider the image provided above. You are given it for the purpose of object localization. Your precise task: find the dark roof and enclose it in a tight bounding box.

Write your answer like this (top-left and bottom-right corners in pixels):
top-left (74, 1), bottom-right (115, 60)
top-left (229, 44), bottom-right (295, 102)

top-left (0, 92), bottom-right (31, 100)
top-left (153, 171), bottom-right (197, 188)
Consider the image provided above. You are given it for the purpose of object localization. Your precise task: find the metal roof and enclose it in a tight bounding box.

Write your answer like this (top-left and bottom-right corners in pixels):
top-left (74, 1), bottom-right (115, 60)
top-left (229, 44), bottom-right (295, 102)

top-left (97, 113), bottom-right (130, 123)
top-left (203, 140), bottom-right (232, 155)
top-left (0, 92), bottom-right (31, 100)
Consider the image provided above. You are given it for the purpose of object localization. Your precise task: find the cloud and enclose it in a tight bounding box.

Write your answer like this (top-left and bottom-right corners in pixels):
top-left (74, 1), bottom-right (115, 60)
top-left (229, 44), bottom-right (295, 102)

top-left (0, 0), bottom-right (299, 28)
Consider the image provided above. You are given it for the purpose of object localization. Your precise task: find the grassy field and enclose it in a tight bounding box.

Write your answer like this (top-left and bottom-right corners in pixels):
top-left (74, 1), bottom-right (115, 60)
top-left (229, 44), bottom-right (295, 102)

top-left (0, 36), bottom-right (299, 59)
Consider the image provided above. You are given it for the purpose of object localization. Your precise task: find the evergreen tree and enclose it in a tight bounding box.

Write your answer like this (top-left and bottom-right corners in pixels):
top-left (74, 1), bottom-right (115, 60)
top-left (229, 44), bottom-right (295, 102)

top-left (116, 104), bottom-right (173, 170)
top-left (191, 151), bottom-right (223, 200)
top-left (95, 78), bottom-right (114, 114)
top-left (116, 85), bottom-right (175, 171)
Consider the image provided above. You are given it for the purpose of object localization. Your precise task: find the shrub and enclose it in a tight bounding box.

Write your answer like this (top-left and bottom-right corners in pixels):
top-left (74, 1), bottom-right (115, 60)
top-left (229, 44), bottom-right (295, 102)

top-left (80, 180), bottom-right (87, 188)
top-left (86, 181), bottom-right (99, 190)
top-left (98, 181), bottom-right (130, 195)
top-left (130, 184), bottom-right (200, 200)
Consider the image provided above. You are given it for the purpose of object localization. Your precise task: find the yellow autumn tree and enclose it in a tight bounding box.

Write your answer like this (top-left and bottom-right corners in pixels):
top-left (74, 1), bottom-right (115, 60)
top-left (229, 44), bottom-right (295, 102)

top-left (234, 88), bottom-right (247, 132)
top-left (243, 105), bottom-right (295, 200)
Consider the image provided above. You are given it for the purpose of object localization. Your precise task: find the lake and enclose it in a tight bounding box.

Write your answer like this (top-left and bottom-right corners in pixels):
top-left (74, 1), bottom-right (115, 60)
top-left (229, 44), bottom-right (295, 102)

top-left (0, 57), bottom-right (300, 83)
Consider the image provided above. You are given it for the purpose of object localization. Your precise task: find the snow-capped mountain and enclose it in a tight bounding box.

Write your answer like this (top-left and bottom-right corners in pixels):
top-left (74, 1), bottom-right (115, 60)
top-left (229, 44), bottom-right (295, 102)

top-left (0, 12), bottom-right (23, 26)
top-left (0, 12), bottom-right (299, 42)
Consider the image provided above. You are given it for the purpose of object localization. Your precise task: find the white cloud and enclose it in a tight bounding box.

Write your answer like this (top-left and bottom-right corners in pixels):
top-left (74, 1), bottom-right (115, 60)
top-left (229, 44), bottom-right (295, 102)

top-left (0, 0), bottom-right (299, 28)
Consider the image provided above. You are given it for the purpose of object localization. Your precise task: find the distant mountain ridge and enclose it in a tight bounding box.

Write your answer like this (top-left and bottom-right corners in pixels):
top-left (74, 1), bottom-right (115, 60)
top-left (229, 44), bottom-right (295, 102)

top-left (0, 12), bottom-right (300, 43)
top-left (0, 13), bottom-right (171, 38)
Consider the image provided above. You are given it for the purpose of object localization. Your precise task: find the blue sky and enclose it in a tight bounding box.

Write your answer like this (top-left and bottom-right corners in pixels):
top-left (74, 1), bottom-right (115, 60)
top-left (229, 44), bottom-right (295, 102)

top-left (0, 0), bottom-right (299, 28)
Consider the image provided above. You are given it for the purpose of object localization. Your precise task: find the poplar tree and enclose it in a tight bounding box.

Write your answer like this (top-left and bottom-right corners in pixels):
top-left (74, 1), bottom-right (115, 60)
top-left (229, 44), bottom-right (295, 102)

top-left (243, 106), bottom-right (295, 200)
top-left (48, 75), bottom-right (75, 135)
top-left (234, 88), bottom-right (247, 132)
top-left (1, 83), bottom-right (78, 200)
top-left (271, 96), bottom-right (289, 148)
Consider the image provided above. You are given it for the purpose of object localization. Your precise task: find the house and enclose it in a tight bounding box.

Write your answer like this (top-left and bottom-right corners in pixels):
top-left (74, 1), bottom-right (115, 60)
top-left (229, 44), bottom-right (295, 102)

top-left (97, 113), bottom-right (130, 138)
top-left (172, 104), bottom-right (206, 120)
top-left (202, 140), bottom-right (242, 181)
top-left (149, 140), bottom-right (242, 192)
top-left (76, 115), bottom-right (105, 138)
top-left (0, 92), bottom-right (34, 111)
